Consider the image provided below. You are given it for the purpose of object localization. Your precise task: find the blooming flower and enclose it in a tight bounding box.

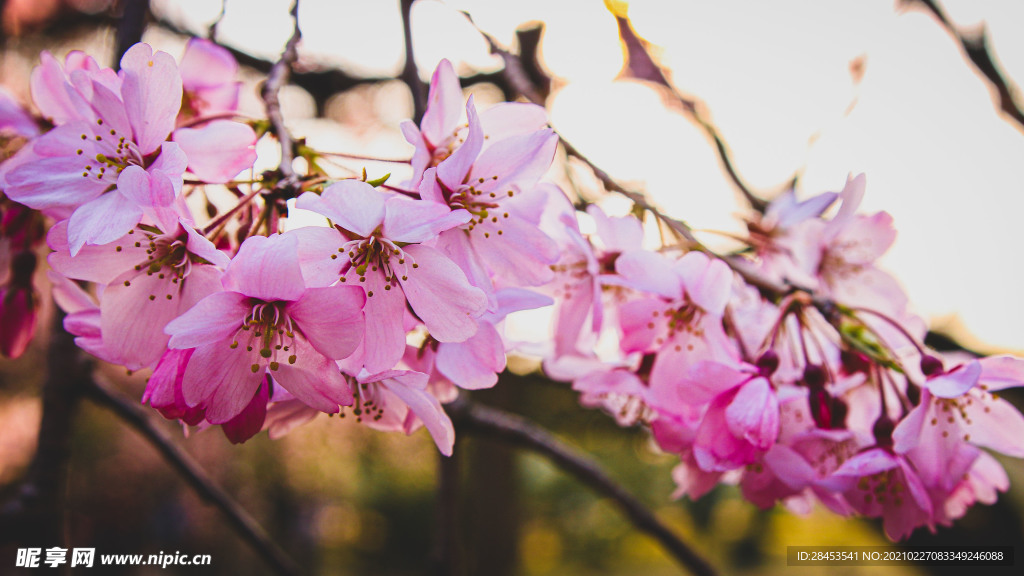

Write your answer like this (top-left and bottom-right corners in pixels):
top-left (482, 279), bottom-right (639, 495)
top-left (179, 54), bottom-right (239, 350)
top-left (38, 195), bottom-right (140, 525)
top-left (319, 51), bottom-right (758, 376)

top-left (165, 233), bottom-right (365, 423)
top-left (5, 44), bottom-right (187, 253)
top-left (294, 179), bottom-right (488, 373)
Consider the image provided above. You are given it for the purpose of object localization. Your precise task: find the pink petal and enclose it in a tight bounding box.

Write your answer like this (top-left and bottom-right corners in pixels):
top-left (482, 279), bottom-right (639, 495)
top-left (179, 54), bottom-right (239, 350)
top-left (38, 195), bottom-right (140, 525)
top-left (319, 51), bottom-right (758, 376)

top-left (924, 361), bottom-right (980, 398)
top-left (588, 204), bottom-right (644, 252)
top-left (173, 120), bottom-right (257, 183)
top-left (383, 196), bottom-right (470, 243)
top-left (47, 220), bottom-right (148, 284)
top-left (180, 38), bottom-right (239, 90)
top-left (359, 270), bottom-right (408, 373)
top-left (183, 222), bottom-right (230, 268)
top-left (725, 377), bottom-right (779, 450)
top-left (273, 337), bottom-right (353, 412)
top-left (978, 355), bottom-right (1024, 391)
top-left (468, 128), bottom-right (557, 194)
top-left (468, 213), bottom-right (558, 286)
top-left (437, 95), bottom-right (483, 188)
top-left (435, 321), bottom-right (504, 389)
top-left (101, 269), bottom-right (185, 368)
top-left (676, 251), bottom-right (732, 316)
top-left (693, 392), bottom-right (758, 471)
top-left (290, 226), bottom-right (346, 287)
top-left (399, 244), bottom-right (487, 342)
top-left (165, 290), bottom-right (249, 349)
top-left (117, 165), bottom-right (175, 210)
top-left (119, 44), bottom-right (182, 155)
top-left (183, 341), bottom-right (263, 423)
top-left (892, 400), bottom-right (928, 454)
top-left (420, 59), bottom-right (463, 147)
top-left (615, 250), bottom-right (682, 299)
top-left (677, 361), bottom-right (751, 405)
top-left (384, 373), bottom-right (455, 456)
top-left (221, 379), bottom-right (269, 444)
top-left (222, 233), bottom-right (306, 301)
top-left (288, 285), bottom-right (365, 359)
top-left (67, 191), bottom-right (144, 255)
top-left (965, 394), bottom-right (1024, 457)
top-left (30, 51), bottom-right (91, 124)
top-left (295, 180), bottom-right (386, 237)
top-left (478, 102), bottom-right (548, 142)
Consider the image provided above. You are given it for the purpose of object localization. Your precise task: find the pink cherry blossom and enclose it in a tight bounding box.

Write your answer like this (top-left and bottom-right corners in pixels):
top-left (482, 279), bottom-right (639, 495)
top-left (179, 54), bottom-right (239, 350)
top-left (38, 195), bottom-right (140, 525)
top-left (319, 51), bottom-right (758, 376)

top-left (424, 98), bottom-right (561, 295)
top-left (178, 38), bottom-right (242, 123)
top-left (294, 179), bottom-right (487, 373)
top-left (5, 44), bottom-right (186, 252)
top-left (48, 217), bottom-right (228, 369)
top-left (401, 58), bottom-right (548, 187)
top-left (165, 233), bottom-right (365, 423)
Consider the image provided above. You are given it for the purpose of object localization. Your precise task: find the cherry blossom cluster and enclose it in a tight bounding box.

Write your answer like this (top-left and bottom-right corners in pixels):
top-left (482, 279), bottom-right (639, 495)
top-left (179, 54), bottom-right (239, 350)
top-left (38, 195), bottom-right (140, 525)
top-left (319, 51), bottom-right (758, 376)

top-left (2, 42), bottom-right (1023, 541)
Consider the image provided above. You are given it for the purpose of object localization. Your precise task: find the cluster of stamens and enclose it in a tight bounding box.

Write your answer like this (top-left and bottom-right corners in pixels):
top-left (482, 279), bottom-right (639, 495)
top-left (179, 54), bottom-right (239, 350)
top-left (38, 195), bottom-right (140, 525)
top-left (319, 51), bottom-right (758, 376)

top-left (77, 118), bottom-right (141, 183)
top-left (228, 300), bottom-right (298, 373)
top-left (337, 234), bottom-right (417, 297)
top-left (856, 468), bottom-right (906, 507)
top-left (649, 302), bottom-right (703, 349)
top-left (118, 229), bottom-right (207, 302)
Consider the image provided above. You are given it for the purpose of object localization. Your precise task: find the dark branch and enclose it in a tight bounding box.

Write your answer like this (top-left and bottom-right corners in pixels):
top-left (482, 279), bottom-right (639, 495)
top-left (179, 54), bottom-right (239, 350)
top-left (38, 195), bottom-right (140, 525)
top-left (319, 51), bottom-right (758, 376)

top-left (0, 312), bottom-right (90, 546)
top-left (430, 444), bottom-right (462, 576)
top-left (400, 0), bottom-right (426, 124)
top-left (260, 0), bottom-right (302, 192)
top-left (448, 397), bottom-right (719, 576)
top-left (113, 0), bottom-right (150, 70)
top-left (83, 379), bottom-right (303, 576)
top-left (903, 0), bottom-right (1024, 133)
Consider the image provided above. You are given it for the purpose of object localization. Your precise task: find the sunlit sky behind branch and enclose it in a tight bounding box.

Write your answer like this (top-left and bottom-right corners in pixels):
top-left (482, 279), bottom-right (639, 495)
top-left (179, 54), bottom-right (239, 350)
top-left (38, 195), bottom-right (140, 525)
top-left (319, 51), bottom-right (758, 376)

top-left (147, 0), bottom-right (1024, 351)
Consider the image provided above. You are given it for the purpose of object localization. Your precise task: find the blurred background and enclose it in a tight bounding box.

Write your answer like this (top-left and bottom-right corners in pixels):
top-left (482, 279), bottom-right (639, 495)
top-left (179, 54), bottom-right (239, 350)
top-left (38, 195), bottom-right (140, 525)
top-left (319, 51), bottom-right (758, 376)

top-left (2, 0), bottom-right (1024, 574)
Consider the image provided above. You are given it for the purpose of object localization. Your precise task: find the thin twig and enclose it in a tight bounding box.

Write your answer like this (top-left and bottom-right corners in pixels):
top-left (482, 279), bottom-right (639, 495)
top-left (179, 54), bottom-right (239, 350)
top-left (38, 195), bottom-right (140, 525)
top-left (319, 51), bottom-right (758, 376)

top-left (208, 0), bottom-right (227, 41)
top-left (448, 397), bottom-right (719, 576)
top-left (400, 0), bottom-right (426, 124)
top-left (83, 380), bottom-right (303, 576)
top-left (261, 0), bottom-right (303, 193)
top-left (202, 188), bottom-right (261, 235)
top-left (903, 0), bottom-right (1024, 134)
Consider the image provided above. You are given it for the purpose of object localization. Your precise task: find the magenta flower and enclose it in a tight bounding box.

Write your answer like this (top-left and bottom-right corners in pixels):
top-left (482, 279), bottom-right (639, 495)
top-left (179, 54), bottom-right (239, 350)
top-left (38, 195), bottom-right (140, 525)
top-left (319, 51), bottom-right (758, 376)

top-left (265, 369), bottom-right (456, 455)
top-left (616, 250), bottom-right (739, 412)
top-left (893, 356), bottom-right (1024, 496)
top-left (424, 97), bottom-right (561, 296)
top-left (48, 216), bottom-right (228, 370)
top-left (401, 59), bottom-right (548, 187)
top-left (828, 448), bottom-right (933, 541)
top-left (294, 179), bottom-right (488, 373)
top-left (165, 233), bottom-right (365, 423)
top-left (5, 44), bottom-right (186, 253)
top-left (178, 38), bottom-right (242, 123)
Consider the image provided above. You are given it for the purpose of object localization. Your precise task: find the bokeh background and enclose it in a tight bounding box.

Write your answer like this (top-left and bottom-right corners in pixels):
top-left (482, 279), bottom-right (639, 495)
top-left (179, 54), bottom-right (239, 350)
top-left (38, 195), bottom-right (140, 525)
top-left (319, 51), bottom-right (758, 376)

top-left (2, 0), bottom-right (1024, 574)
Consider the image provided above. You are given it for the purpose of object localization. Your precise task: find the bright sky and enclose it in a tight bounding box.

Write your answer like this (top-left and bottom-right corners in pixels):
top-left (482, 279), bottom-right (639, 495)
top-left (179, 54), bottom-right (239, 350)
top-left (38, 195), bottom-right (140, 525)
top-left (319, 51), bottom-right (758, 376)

top-left (150, 0), bottom-right (1024, 352)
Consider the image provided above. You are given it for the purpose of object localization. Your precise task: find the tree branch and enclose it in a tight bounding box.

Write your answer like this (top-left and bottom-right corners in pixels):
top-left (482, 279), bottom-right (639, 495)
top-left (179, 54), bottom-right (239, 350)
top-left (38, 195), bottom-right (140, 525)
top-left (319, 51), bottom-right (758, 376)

top-left (83, 379), bottom-right (303, 576)
top-left (260, 0), bottom-right (302, 193)
top-left (903, 0), bottom-right (1024, 134)
top-left (113, 0), bottom-right (150, 70)
top-left (447, 397), bottom-right (719, 576)
top-left (400, 0), bottom-right (426, 124)
top-left (0, 312), bottom-right (90, 547)
top-left (612, 12), bottom-right (771, 212)
top-left (430, 442), bottom-right (462, 576)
